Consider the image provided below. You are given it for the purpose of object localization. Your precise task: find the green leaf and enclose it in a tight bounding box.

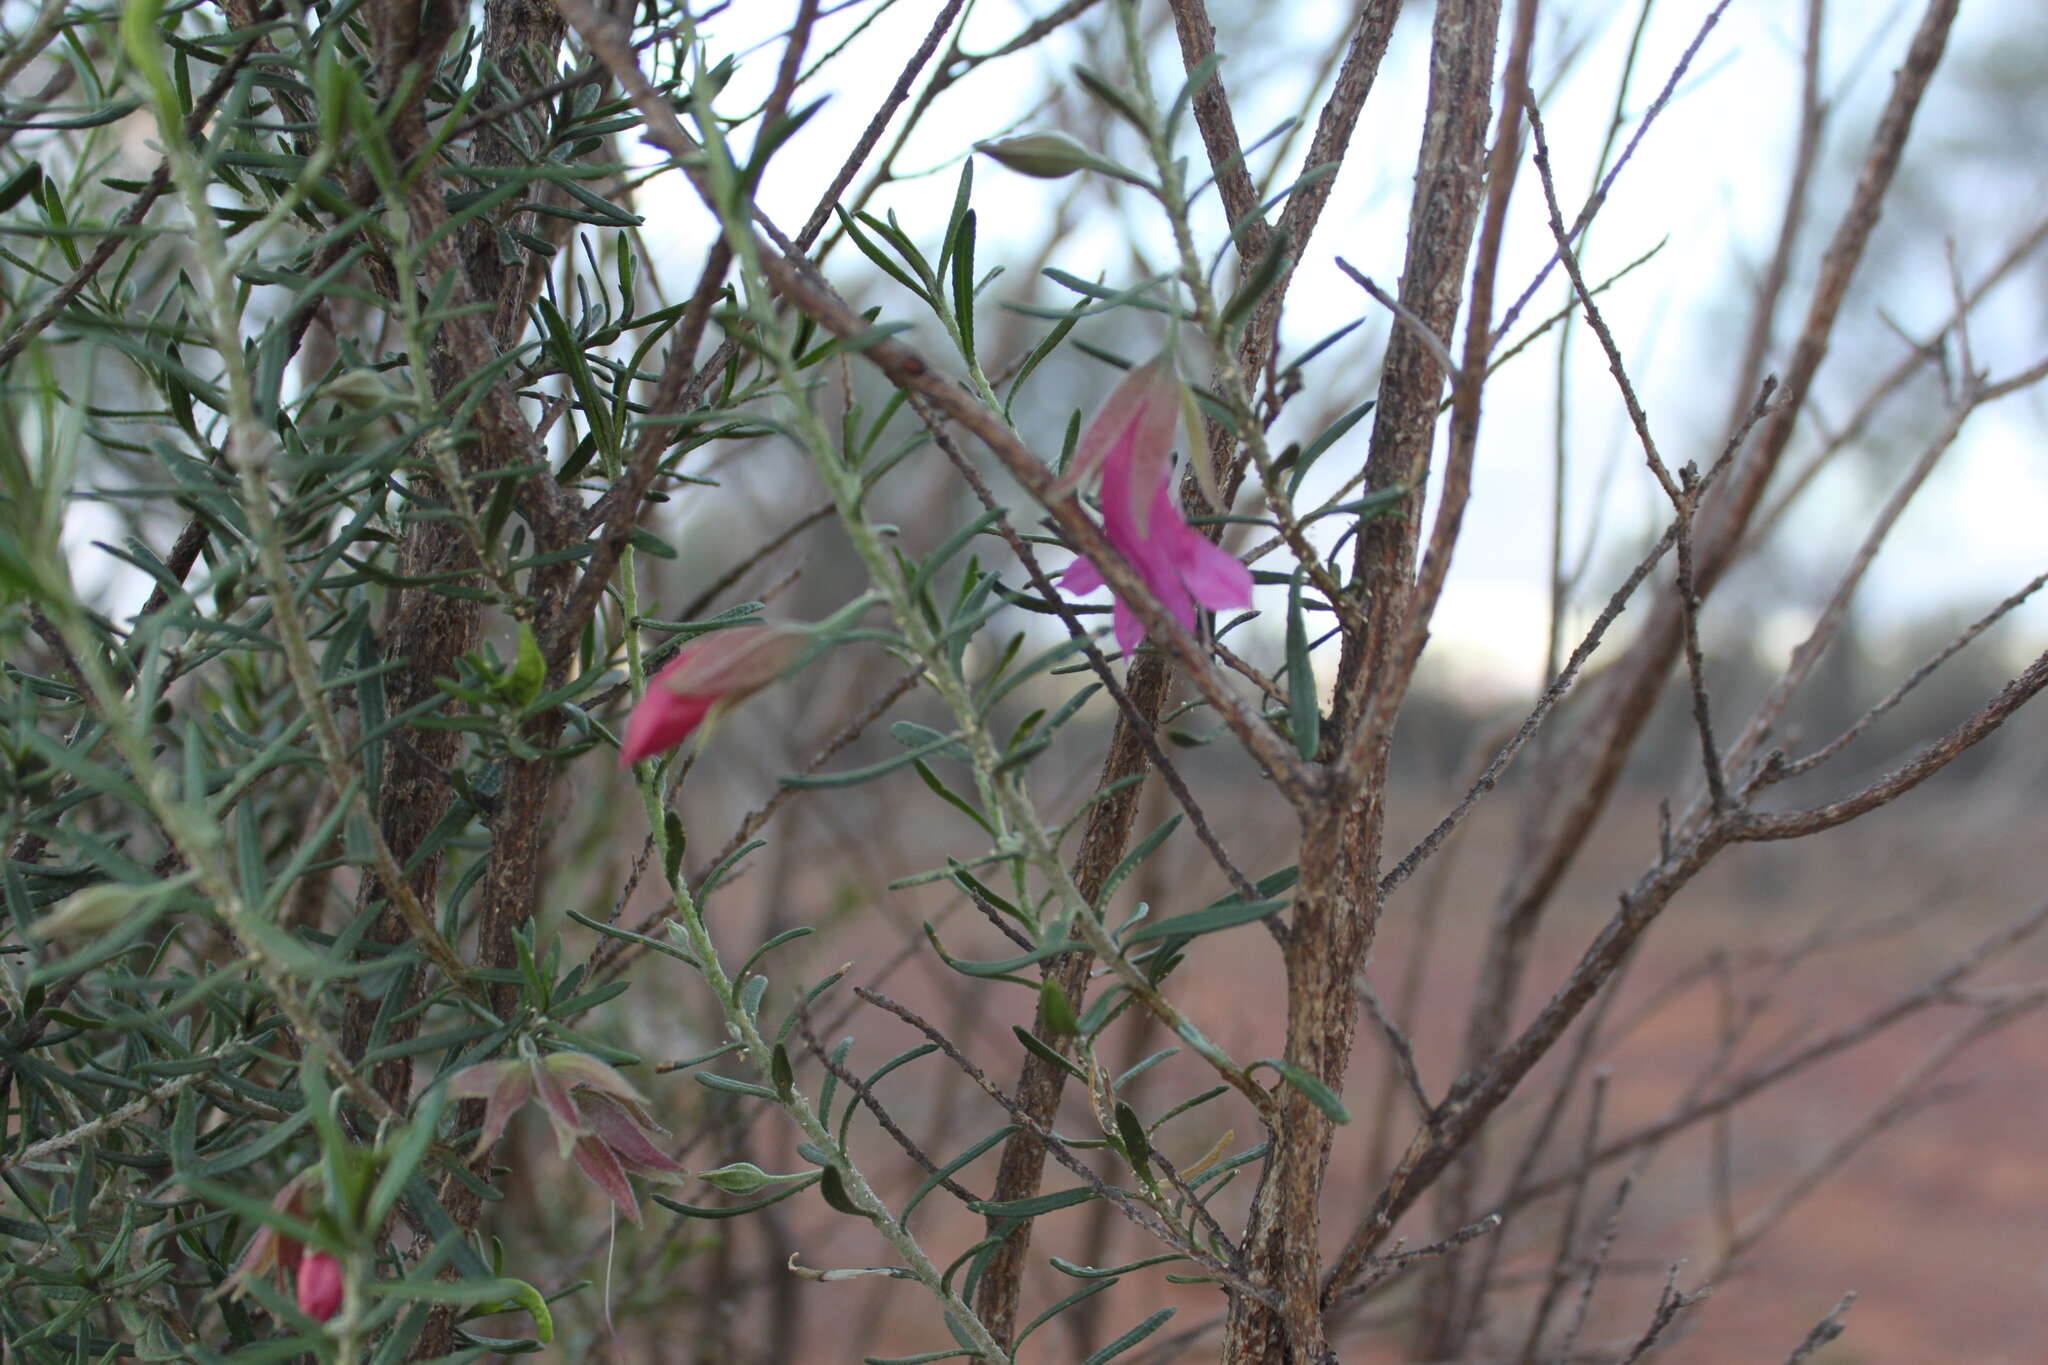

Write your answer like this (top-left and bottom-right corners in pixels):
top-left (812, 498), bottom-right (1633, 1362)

top-left (1011, 1025), bottom-right (1083, 1082)
top-left (1219, 227), bottom-right (1292, 333)
top-left (1039, 979), bottom-right (1081, 1038)
top-left (366, 1275), bottom-right (554, 1343)
top-left (1095, 816), bottom-right (1181, 911)
top-left (950, 208), bottom-right (977, 365)
top-left (1287, 397), bottom-right (1374, 496)
top-left (1082, 1307), bottom-right (1176, 1363)
top-left (781, 731), bottom-right (963, 788)
top-left (835, 205), bottom-right (932, 304)
top-left (694, 1073), bottom-right (779, 1102)
top-left (914, 762), bottom-right (994, 837)
top-left (1073, 67), bottom-right (1153, 135)
top-left (1049, 1252), bottom-right (1186, 1280)
top-left (737, 926), bottom-right (814, 982)
top-left (818, 1164), bottom-right (869, 1219)
top-left (1256, 1058), bottom-right (1350, 1123)
top-left (654, 1172), bottom-right (821, 1219)
top-left (1114, 1103), bottom-right (1152, 1184)
top-left (927, 924), bottom-right (1077, 979)
top-left (901, 1124), bottom-right (1017, 1222)
top-left (1015, 1276), bottom-right (1120, 1346)
top-left (1120, 893), bottom-right (1288, 947)
top-left (662, 809), bottom-right (688, 884)
top-left (565, 909), bottom-right (699, 967)
top-left (968, 1185), bottom-right (1095, 1219)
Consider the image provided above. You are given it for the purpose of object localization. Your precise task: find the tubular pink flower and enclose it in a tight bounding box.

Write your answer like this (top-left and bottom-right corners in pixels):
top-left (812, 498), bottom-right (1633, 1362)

top-left (295, 1250), bottom-right (344, 1323)
top-left (619, 624), bottom-right (806, 766)
top-left (442, 1050), bottom-right (687, 1221)
top-left (1057, 362), bottom-right (1251, 653)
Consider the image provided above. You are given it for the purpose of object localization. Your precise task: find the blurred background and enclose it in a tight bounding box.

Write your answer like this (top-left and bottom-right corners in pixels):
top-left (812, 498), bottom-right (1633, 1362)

top-left (38, 0), bottom-right (2048, 1359)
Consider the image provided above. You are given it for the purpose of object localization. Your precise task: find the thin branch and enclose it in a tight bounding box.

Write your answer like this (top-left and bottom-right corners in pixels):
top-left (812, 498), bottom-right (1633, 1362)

top-left (1335, 259), bottom-right (1465, 387)
top-left (1554, 1172), bottom-right (1634, 1364)
top-left (1382, 379), bottom-right (1776, 896)
top-left (1759, 569), bottom-right (2048, 788)
top-left (1614, 1265), bottom-right (1710, 1365)
top-left (854, 986), bottom-right (1275, 1306)
top-left (791, 992), bottom-right (980, 1205)
top-left (1491, 0), bottom-right (1736, 345)
top-left (1783, 1293), bottom-right (1858, 1365)
top-left (1733, 647), bottom-right (2048, 843)
top-left (1357, 976), bottom-right (1430, 1121)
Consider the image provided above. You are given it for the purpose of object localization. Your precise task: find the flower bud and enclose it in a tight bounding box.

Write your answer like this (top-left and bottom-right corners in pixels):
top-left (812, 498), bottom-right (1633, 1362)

top-left (973, 131), bottom-right (1099, 179)
top-left (620, 623), bottom-right (806, 766)
top-left (296, 1250), bottom-right (344, 1323)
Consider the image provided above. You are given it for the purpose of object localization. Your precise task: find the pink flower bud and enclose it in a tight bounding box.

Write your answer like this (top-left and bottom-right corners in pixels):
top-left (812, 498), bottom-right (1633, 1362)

top-left (620, 624), bottom-right (806, 766)
top-left (296, 1250), bottom-right (344, 1323)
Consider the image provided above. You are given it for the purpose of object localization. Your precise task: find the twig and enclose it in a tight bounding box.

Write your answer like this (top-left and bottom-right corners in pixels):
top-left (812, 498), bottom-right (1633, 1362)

top-left (1334, 260), bottom-right (1465, 386)
top-left (854, 986), bottom-right (1275, 1306)
top-left (1553, 1172), bottom-right (1633, 1364)
top-left (1381, 378), bottom-right (1776, 896)
top-left (1783, 1292), bottom-right (1857, 1365)
top-left (1733, 648), bottom-right (2048, 843)
top-left (1327, 1215), bottom-right (1503, 1308)
top-left (791, 993), bottom-right (980, 1205)
top-left (1517, 1072), bottom-right (1609, 1361)
top-left (1614, 1264), bottom-right (1709, 1365)
top-left (1356, 976), bottom-right (1430, 1121)
top-left (1491, 0), bottom-right (1736, 345)
top-left (1759, 569), bottom-right (2048, 788)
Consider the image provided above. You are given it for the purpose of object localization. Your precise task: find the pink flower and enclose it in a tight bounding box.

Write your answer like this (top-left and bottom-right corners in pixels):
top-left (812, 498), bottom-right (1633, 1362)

top-left (295, 1251), bottom-right (344, 1323)
top-left (1055, 356), bottom-right (1251, 653)
top-left (447, 1050), bottom-right (687, 1223)
top-left (619, 623), bottom-right (806, 766)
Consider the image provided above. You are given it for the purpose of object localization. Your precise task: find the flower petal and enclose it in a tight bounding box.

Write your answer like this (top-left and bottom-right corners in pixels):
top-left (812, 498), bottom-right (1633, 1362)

top-left (1051, 352), bottom-right (1183, 507)
top-left (620, 624), bottom-right (807, 767)
top-left (571, 1135), bottom-right (642, 1224)
top-left (541, 1051), bottom-right (648, 1106)
top-left (582, 1094), bottom-right (688, 1181)
top-left (1172, 528), bottom-right (1253, 613)
top-left (531, 1060), bottom-right (588, 1160)
top-left (470, 1065), bottom-right (534, 1159)
top-left (1060, 553), bottom-right (1104, 596)
top-left (1111, 599), bottom-right (1145, 655)
top-left (445, 1058), bottom-right (522, 1100)
top-left (651, 625), bottom-right (805, 700)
